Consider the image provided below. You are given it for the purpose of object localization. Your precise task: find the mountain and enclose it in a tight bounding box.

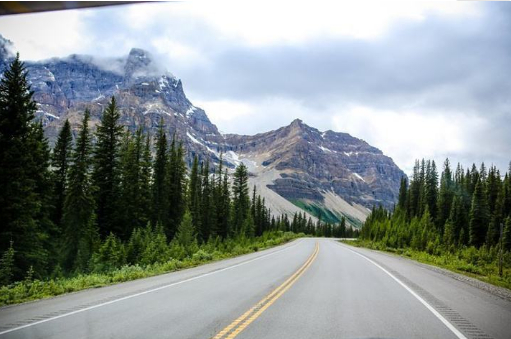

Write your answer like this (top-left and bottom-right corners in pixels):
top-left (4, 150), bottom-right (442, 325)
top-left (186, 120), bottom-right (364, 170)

top-left (0, 35), bottom-right (406, 226)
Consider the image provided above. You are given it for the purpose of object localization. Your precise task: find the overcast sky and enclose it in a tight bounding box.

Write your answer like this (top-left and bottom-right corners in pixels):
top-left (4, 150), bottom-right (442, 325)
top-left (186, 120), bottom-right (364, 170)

top-left (0, 0), bottom-right (509, 174)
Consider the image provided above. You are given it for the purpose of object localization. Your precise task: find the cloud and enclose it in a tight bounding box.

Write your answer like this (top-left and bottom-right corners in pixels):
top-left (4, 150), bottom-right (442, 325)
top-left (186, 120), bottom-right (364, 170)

top-left (0, 9), bottom-right (90, 60)
top-left (0, 1), bottom-right (509, 173)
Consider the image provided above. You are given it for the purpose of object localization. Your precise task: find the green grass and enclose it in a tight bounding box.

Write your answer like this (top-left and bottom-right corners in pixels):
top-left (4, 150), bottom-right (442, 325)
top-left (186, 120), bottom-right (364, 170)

top-left (0, 232), bottom-right (303, 307)
top-left (343, 239), bottom-right (511, 290)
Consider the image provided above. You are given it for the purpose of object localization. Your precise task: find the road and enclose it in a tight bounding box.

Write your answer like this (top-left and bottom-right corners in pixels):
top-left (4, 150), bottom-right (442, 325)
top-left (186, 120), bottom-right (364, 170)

top-left (0, 238), bottom-right (510, 339)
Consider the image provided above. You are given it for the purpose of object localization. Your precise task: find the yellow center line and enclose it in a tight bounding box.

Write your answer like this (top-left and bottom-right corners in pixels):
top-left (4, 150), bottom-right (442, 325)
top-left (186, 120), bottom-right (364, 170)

top-left (212, 242), bottom-right (319, 339)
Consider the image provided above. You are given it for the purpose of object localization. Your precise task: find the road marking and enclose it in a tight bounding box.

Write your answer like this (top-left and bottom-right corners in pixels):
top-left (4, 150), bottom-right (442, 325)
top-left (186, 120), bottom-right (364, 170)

top-left (212, 242), bottom-right (319, 339)
top-left (0, 239), bottom-right (305, 336)
top-left (337, 242), bottom-right (468, 339)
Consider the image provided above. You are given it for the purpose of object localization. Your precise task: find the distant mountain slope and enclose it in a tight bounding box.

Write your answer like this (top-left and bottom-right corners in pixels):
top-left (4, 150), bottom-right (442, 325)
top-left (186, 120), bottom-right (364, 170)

top-left (0, 35), bottom-right (406, 226)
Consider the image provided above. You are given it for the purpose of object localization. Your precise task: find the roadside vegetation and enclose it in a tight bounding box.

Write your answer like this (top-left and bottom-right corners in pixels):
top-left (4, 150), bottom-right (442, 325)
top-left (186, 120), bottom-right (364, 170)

top-left (0, 231), bottom-right (302, 306)
top-left (352, 158), bottom-right (511, 290)
top-left (0, 55), bottom-right (354, 306)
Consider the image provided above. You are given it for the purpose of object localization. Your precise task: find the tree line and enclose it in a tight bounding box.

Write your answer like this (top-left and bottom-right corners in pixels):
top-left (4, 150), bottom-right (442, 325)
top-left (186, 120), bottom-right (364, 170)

top-left (0, 55), bottom-right (354, 285)
top-left (361, 158), bottom-right (511, 254)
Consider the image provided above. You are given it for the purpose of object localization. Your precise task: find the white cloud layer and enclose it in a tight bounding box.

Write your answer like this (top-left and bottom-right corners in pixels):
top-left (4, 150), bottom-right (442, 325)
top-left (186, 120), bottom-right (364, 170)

top-left (0, 1), bottom-right (509, 174)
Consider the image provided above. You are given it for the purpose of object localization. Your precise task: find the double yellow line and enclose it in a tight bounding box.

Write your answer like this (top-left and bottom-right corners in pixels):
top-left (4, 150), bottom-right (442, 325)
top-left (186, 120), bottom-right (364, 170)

top-left (212, 242), bottom-right (320, 339)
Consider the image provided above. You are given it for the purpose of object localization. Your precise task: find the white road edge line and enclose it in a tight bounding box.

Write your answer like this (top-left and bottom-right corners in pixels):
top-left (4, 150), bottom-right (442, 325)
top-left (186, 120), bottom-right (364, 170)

top-left (0, 239), bottom-right (305, 336)
top-left (337, 242), bottom-right (468, 339)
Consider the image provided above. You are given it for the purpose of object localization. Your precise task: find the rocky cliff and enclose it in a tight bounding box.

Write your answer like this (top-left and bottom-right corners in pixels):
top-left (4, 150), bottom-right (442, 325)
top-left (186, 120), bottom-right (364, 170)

top-left (0, 35), bottom-right (406, 226)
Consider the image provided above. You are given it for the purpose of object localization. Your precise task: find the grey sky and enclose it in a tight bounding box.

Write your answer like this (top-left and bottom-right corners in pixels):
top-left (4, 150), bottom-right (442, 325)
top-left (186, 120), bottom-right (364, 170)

top-left (0, 1), bottom-right (509, 174)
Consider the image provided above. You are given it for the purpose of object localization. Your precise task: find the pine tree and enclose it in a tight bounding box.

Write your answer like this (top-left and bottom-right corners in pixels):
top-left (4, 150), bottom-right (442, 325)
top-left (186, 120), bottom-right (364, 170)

top-left (242, 212), bottom-right (255, 238)
top-left (437, 159), bottom-right (454, 230)
top-left (218, 169), bottom-right (231, 238)
top-left (176, 210), bottom-right (196, 255)
top-left (0, 241), bottom-right (15, 286)
top-left (503, 216), bottom-right (511, 251)
top-left (62, 110), bottom-right (98, 271)
top-left (30, 121), bottom-right (54, 273)
top-left (199, 159), bottom-right (211, 242)
top-left (92, 96), bottom-right (124, 237)
top-left (397, 176), bottom-right (408, 212)
top-left (503, 170), bottom-right (511, 218)
top-left (168, 137), bottom-right (187, 239)
top-left (51, 119), bottom-right (73, 227)
top-left (425, 160), bottom-right (438, 222)
top-left (486, 165), bottom-right (501, 217)
top-left (188, 155), bottom-right (201, 231)
top-left (469, 180), bottom-right (490, 248)
top-left (151, 121), bottom-right (169, 228)
top-left (118, 128), bottom-right (147, 238)
top-left (408, 160), bottom-right (421, 218)
top-left (0, 54), bottom-right (49, 280)
top-left (139, 133), bottom-right (153, 225)
top-left (232, 163), bottom-right (250, 236)
top-left (448, 194), bottom-right (468, 245)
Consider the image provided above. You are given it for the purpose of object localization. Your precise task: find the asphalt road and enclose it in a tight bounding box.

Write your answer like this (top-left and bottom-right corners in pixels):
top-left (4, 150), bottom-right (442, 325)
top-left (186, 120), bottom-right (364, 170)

top-left (0, 238), bottom-right (510, 339)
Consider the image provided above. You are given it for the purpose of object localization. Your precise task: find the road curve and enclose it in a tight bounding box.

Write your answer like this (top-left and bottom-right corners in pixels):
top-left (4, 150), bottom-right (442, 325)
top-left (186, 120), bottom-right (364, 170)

top-left (0, 238), bottom-right (509, 339)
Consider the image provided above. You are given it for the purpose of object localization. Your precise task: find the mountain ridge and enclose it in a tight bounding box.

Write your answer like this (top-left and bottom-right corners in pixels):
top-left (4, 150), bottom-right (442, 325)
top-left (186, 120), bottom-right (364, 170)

top-left (0, 35), bottom-right (405, 226)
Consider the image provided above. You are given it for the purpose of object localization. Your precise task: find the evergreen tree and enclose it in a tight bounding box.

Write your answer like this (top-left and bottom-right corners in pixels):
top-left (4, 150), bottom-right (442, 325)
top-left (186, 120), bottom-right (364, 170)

top-left (118, 128), bottom-right (148, 238)
top-left (437, 159), bottom-right (454, 229)
top-left (62, 111), bottom-right (98, 271)
top-left (199, 159), bottom-right (211, 242)
top-left (503, 216), bottom-right (511, 251)
top-left (503, 171), bottom-right (511, 218)
top-left (242, 212), bottom-right (255, 238)
top-left (425, 160), bottom-right (438, 223)
top-left (397, 176), bottom-right (408, 212)
top-left (448, 194), bottom-right (468, 246)
top-left (139, 134), bottom-right (153, 225)
top-left (232, 163), bottom-right (250, 236)
top-left (486, 165), bottom-right (501, 217)
top-left (188, 155), bottom-right (201, 233)
top-left (0, 54), bottom-right (49, 279)
top-left (176, 210), bottom-right (196, 255)
top-left (30, 121), bottom-right (54, 272)
top-left (151, 121), bottom-right (169, 228)
top-left (51, 119), bottom-right (73, 227)
top-left (218, 169), bottom-right (231, 238)
top-left (0, 241), bottom-right (15, 286)
top-left (469, 180), bottom-right (490, 248)
top-left (167, 137), bottom-right (187, 239)
top-left (92, 96), bottom-right (124, 237)
top-left (408, 160), bottom-right (422, 219)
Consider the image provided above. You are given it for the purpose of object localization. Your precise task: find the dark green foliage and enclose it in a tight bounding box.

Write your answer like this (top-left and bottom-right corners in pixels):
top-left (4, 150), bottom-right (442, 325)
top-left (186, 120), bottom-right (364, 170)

top-left (469, 180), bottom-right (490, 247)
top-left (151, 121), bottom-right (169, 228)
top-left (176, 210), bottom-right (196, 255)
top-left (61, 110), bottom-right (98, 271)
top-left (0, 242), bottom-right (15, 286)
top-left (167, 136), bottom-right (187, 239)
top-left (118, 128), bottom-right (151, 238)
top-left (92, 97), bottom-right (124, 237)
top-left (425, 160), bottom-right (439, 223)
top-left (0, 54), bottom-right (50, 280)
top-left (199, 160), bottom-right (211, 241)
top-left (51, 119), bottom-right (73, 227)
top-left (217, 168), bottom-right (231, 238)
top-left (504, 217), bottom-right (511, 251)
top-left (92, 233), bottom-right (125, 273)
top-left (188, 155), bottom-right (201, 234)
top-left (232, 163), bottom-right (250, 236)
top-left (437, 159), bottom-right (454, 229)
top-left (361, 160), bottom-right (511, 270)
top-left (397, 176), bottom-right (408, 212)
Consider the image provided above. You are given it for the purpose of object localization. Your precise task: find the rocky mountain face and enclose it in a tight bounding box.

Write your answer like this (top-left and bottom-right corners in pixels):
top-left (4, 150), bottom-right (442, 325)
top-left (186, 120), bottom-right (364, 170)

top-left (0, 35), bottom-right (406, 226)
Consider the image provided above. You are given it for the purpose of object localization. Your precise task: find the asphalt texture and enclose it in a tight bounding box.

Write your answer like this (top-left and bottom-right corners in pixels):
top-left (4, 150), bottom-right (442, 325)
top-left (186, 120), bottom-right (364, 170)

top-left (0, 238), bottom-right (510, 339)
